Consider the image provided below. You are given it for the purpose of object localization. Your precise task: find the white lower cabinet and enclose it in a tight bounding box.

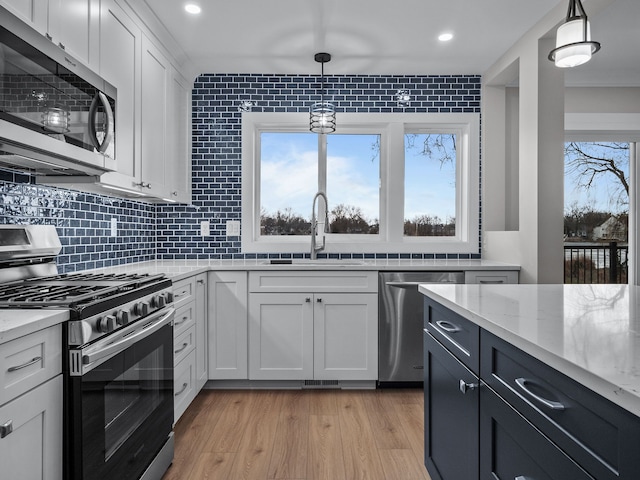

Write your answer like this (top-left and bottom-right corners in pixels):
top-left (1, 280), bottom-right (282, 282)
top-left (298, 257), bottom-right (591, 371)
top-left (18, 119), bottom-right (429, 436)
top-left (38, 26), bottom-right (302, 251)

top-left (207, 271), bottom-right (248, 380)
top-left (248, 271), bottom-right (378, 382)
top-left (172, 273), bottom-right (207, 422)
top-left (0, 324), bottom-right (63, 480)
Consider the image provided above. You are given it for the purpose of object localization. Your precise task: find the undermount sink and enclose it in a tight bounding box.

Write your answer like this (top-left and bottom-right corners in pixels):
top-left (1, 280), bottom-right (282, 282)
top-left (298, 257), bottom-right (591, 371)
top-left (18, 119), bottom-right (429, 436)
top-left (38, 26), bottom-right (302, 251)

top-left (261, 259), bottom-right (365, 266)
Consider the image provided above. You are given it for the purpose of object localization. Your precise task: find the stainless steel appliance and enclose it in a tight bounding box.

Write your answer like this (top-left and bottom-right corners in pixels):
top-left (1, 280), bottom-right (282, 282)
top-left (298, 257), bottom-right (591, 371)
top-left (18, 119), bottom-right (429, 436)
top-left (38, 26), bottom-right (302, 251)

top-left (0, 6), bottom-right (116, 176)
top-left (378, 271), bottom-right (464, 386)
top-left (0, 225), bottom-right (174, 480)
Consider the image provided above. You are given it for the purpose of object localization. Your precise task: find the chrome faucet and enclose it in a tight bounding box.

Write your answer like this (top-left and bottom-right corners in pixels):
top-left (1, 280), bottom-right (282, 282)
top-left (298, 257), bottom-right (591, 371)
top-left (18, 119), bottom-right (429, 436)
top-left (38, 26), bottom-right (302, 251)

top-left (311, 191), bottom-right (329, 259)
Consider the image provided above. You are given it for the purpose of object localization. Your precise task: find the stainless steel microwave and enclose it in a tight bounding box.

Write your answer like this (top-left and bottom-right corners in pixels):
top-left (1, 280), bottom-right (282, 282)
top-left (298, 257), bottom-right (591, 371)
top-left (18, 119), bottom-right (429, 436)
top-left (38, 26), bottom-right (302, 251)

top-left (0, 6), bottom-right (116, 177)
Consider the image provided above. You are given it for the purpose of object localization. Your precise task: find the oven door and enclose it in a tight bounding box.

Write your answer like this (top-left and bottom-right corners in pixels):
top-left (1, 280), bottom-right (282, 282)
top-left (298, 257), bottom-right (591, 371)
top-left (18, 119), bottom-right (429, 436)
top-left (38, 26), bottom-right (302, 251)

top-left (66, 308), bottom-right (174, 480)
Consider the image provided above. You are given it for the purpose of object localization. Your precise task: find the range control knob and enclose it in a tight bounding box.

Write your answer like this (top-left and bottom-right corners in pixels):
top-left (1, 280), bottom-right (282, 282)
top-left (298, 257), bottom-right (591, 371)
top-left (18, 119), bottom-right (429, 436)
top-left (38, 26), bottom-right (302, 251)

top-left (151, 295), bottom-right (166, 309)
top-left (116, 310), bottom-right (130, 326)
top-left (134, 302), bottom-right (149, 316)
top-left (165, 291), bottom-right (174, 304)
top-left (97, 315), bottom-right (116, 333)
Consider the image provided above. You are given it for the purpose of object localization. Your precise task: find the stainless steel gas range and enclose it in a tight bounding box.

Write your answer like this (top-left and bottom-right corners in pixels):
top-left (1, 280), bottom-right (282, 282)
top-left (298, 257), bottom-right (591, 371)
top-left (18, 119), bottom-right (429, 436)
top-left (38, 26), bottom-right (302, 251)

top-left (0, 225), bottom-right (174, 480)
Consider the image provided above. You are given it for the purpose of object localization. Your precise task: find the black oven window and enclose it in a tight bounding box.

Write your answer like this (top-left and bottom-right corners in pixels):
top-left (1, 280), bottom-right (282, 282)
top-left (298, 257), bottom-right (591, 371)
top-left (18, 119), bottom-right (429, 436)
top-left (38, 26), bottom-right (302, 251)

top-left (103, 346), bottom-right (165, 460)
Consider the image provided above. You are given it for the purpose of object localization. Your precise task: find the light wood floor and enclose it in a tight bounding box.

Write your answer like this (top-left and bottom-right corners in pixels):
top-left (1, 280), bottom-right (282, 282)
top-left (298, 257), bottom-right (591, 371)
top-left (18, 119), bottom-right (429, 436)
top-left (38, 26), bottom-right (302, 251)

top-left (162, 388), bottom-right (432, 480)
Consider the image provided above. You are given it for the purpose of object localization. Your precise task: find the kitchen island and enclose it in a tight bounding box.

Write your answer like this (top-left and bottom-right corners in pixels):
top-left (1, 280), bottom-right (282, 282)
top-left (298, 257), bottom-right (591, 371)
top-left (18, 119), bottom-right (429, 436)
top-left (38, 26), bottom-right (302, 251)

top-left (419, 283), bottom-right (640, 480)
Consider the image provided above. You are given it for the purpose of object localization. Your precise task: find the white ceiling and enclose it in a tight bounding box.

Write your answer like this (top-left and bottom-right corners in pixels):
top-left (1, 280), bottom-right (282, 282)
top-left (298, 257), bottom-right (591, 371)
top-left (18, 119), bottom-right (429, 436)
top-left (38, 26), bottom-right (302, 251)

top-left (141, 0), bottom-right (640, 87)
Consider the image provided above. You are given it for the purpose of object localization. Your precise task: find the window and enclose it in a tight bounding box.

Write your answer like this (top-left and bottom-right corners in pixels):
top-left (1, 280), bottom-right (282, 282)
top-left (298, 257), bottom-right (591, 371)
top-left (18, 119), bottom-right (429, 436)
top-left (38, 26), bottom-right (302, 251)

top-left (242, 112), bottom-right (479, 254)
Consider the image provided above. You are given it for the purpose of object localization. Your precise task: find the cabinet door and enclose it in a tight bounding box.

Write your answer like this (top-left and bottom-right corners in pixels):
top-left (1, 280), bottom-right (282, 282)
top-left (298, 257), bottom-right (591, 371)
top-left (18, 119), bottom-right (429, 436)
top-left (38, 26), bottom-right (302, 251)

top-left (47, 0), bottom-right (99, 70)
top-left (194, 273), bottom-right (207, 388)
top-left (0, 375), bottom-right (63, 480)
top-left (165, 66), bottom-right (191, 203)
top-left (140, 35), bottom-right (168, 197)
top-left (314, 293), bottom-right (378, 380)
top-left (98, 0), bottom-right (142, 188)
top-left (249, 293), bottom-right (313, 380)
top-left (480, 386), bottom-right (594, 480)
top-left (424, 330), bottom-right (479, 480)
top-left (0, 0), bottom-right (47, 34)
top-left (208, 271), bottom-right (248, 380)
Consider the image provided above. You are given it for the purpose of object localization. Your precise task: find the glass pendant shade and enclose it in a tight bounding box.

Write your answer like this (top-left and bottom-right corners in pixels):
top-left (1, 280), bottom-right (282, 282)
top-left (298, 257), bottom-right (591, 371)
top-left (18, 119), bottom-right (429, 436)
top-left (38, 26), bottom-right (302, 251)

top-left (548, 0), bottom-right (600, 68)
top-left (42, 107), bottom-right (70, 133)
top-left (310, 102), bottom-right (336, 134)
top-left (553, 19), bottom-right (594, 67)
top-left (310, 52), bottom-right (335, 134)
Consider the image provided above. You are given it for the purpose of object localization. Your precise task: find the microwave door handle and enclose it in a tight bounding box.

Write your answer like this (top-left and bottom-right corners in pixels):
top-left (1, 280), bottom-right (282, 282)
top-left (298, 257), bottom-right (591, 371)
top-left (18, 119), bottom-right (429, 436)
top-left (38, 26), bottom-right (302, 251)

top-left (88, 91), bottom-right (114, 154)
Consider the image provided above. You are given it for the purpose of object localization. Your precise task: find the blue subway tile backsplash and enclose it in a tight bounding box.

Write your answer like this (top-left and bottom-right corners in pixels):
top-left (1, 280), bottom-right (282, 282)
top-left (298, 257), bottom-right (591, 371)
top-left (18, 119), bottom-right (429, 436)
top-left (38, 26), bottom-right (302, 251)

top-left (158, 73), bottom-right (482, 260)
top-left (0, 73), bottom-right (483, 270)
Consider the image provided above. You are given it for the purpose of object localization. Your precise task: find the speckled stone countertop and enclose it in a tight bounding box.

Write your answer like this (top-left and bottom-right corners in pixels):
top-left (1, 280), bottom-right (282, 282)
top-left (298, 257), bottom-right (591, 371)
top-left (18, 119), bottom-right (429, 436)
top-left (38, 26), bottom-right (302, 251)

top-left (86, 258), bottom-right (520, 282)
top-left (419, 283), bottom-right (640, 417)
top-left (0, 309), bottom-right (69, 344)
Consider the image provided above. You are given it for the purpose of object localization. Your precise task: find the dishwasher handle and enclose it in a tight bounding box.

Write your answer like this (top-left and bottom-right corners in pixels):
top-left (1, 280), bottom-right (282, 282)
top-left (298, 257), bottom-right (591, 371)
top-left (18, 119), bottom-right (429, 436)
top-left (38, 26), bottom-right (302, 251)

top-left (385, 280), bottom-right (459, 288)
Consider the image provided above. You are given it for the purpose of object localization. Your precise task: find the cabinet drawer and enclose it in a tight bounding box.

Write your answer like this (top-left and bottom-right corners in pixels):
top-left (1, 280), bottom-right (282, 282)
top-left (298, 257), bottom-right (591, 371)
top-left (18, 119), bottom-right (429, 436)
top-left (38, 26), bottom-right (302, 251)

top-left (173, 277), bottom-right (196, 309)
top-left (424, 298), bottom-right (479, 374)
top-left (174, 325), bottom-right (195, 366)
top-left (249, 271), bottom-right (377, 293)
top-left (0, 375), bottom-right (63, 480)
top-left (464, 270), bottom-right (519, 284)
top-left (481, 330), bottom-right (640, 480)
top-left (174, 302), bottom-right (195, 337)
top-left (0, 325), bottom-right (62, 406)
top-left (174, 350), bottom-right (196, 422)
top-left (480, 386), bottom-right (594, 480)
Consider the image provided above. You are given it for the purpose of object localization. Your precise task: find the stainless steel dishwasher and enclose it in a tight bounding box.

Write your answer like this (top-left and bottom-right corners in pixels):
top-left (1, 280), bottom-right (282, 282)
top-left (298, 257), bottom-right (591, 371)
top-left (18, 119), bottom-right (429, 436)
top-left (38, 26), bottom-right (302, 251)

top-left (378, 271), bottom-right (465, 386)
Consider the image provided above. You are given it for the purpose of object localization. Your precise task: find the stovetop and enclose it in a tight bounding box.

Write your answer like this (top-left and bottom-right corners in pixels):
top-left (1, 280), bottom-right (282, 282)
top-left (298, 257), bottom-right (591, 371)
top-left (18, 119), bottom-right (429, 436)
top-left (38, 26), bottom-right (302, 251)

top-left (0, 272), bottom-right (168, 308)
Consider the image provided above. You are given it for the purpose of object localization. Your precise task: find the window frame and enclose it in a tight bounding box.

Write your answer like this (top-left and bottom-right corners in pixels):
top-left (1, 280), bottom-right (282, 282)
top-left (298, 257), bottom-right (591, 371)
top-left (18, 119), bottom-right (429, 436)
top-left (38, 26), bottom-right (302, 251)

top-left (241, 112), bottom-right (480, 254)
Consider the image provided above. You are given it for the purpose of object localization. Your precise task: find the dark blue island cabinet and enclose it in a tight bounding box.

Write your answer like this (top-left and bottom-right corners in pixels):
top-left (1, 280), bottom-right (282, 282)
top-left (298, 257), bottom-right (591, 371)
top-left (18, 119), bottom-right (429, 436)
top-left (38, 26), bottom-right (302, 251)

top-left (423, 297), bottom-right (640, 480)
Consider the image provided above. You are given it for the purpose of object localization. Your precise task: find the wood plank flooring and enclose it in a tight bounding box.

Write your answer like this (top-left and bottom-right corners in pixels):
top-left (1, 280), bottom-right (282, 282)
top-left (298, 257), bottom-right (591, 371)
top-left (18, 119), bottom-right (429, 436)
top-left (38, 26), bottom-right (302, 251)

top-left (162, 388), bottom-right (432, 480)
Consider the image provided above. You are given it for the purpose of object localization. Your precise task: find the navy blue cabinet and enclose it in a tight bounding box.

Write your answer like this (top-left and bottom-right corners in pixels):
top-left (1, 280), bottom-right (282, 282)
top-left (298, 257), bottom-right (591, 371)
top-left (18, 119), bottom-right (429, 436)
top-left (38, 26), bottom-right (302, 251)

top-left (423, 301), bottom-right (480, 480)
top-left (423, 297), bottom-right (640, 480)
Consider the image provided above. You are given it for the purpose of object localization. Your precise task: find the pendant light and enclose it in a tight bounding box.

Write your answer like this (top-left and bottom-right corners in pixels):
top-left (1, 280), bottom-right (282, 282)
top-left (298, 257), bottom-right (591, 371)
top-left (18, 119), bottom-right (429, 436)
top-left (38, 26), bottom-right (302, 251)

top-left (310, 52), bottom-right (336, 134)
top-left (548, 0), bottom-right (601, 68)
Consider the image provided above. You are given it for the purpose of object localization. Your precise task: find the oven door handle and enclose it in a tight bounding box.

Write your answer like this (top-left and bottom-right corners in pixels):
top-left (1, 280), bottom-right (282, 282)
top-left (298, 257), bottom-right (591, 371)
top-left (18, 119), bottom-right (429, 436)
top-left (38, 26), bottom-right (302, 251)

top-left (82, 308), bottom-right (174, 368)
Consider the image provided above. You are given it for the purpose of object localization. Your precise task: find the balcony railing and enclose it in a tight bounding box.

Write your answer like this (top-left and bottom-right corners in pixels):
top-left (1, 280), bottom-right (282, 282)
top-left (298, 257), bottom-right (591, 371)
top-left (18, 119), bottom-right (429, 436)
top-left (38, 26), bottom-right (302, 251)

top-left (564, 241), bottom-right (628, 284)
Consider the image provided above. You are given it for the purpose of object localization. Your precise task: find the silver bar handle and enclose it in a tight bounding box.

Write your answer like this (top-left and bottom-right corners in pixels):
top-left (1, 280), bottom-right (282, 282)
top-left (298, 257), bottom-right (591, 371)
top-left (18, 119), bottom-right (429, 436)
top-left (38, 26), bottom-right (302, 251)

top-left (435, 320), bottom-right (461, 333)
top-left (7, 356), bottom-right (42, 372)
top-left (515, 377), bottom-right (565, 411)
top-left (82, 308), bottom-right (174, 367)
top-left (88, 91), bottom-right (114, 153)
top-left (175, 342), bottom-right (189, 354)
top-left (479, 280), bottom-right (505, 284)
top-left (175, 382), bottom-right (188, 397)
top-left (174, 315), bottom-right (189, 326)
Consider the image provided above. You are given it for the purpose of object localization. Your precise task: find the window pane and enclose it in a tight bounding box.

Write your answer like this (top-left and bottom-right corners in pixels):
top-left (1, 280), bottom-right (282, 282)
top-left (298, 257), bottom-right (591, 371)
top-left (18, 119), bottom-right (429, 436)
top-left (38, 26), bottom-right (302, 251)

top-left (260, 132), bottom-right (317, 235)
top-left (404, 133), bottom-right (456, 237)
top-left (326, 134), bottom-right (380, 234)
top-left (564, 141), bottom-right (629, 284)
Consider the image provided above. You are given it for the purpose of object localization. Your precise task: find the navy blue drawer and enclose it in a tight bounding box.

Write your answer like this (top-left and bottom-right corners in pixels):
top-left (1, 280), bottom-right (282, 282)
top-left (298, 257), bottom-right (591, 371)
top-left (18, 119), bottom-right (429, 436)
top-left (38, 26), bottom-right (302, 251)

top-left (424, 298), bottom-right (479, 374)
top-left (481, 330), bottom-right (640, 480)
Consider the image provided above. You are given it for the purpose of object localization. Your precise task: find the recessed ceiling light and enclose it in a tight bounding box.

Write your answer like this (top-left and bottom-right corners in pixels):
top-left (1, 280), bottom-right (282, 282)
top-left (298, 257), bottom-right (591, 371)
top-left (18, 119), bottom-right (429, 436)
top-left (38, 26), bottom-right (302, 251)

top-left (184, 3), bottom-right (201, 14)
top-left (438, 33), bottom-right (454, 42)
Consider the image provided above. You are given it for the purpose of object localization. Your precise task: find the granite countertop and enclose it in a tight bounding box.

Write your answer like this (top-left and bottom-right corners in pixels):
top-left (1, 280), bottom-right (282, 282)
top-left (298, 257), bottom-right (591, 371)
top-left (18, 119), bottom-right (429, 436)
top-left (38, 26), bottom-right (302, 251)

top-left (86, 258), bottom-right (520, 282)
top-left (0, 309), bottom-right (69, 345)
top-left (419, 283), bottom-right (640, 417)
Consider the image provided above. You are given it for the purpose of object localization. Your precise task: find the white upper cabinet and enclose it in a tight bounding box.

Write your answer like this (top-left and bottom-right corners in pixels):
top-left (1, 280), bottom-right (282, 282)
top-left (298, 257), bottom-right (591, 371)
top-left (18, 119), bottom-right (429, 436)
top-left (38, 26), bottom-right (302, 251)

top-left (140, 34), bottom-right (169, 198)
top-left (1, 0), bottom-right (100, 70)
top-left (47, 0), bottom-right (100, 70)
top-left (165, 66), bottom-right (192, 203)
top-left (98, 0), bottom-right (141, 187)
top-left (1, 0), bottom-right (48, 36)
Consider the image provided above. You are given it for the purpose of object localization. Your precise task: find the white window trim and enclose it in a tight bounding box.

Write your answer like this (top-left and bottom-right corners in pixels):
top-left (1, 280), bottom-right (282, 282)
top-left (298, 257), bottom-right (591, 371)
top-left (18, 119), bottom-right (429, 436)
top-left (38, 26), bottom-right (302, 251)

top-left (241, 112), bottom-right (480, 254)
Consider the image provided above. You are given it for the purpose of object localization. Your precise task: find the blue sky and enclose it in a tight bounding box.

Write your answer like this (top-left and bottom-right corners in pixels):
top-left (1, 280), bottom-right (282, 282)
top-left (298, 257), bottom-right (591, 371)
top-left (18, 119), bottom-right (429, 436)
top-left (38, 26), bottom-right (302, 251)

top-left (260, 132), bottom-right (456, 223)
top-left (564, 142), bottom-right (630, 214)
